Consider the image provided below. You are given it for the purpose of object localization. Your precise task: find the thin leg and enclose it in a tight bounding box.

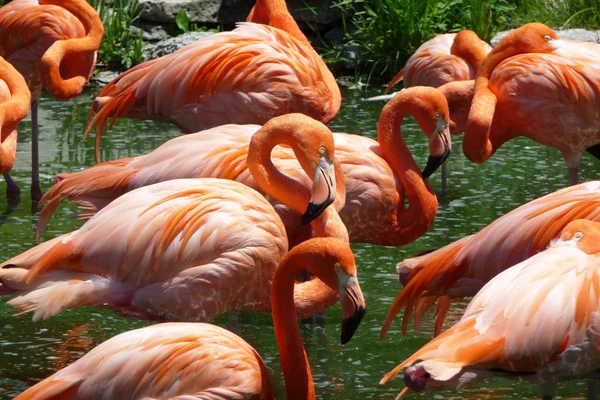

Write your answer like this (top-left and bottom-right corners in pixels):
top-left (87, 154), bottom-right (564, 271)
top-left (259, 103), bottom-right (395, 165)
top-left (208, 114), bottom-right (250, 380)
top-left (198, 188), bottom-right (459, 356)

top-left (31, 100), bottom-right (42, 203)
top-left (587, 379), bottom-right (597, 400)
top-left (441, 161), bottom-right (448, 195)
top-left (568, 166), bottom-right (579, 186)
top-left (3, 173), bottom-right (20, 199)
top-left (227, 311), bottom-right (238, 333)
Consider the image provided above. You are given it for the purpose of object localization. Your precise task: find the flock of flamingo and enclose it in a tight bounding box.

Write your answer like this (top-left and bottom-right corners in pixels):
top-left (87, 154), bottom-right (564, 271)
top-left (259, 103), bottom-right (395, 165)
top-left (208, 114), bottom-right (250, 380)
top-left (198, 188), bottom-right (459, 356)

top-left (0, 0), bottom-right (599, 399)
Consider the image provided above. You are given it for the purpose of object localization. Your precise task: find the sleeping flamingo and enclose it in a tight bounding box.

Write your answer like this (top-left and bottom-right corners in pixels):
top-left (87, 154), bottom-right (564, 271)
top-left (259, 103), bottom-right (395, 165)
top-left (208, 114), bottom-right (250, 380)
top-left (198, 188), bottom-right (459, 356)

top-left (0, 114), bottom-right (347, 321)
top-left (39, 87), bottom-right (451, 246)
top-left (0, 0), bottom-right (104, 201)
top-left (0, 56), bottom-right (31, 199)
top-left (380, 181), bottom-right (600, 338)
top-left (384, 30), bottom-right (491, 93)
top-left (15, 237), bottom-right (366, 400)
top-left (463, 23), bottom-right (600, 185)
top-left (381, 219), bottom-right (600, 400)
top-left (85, 0), bottom-right (341, 163)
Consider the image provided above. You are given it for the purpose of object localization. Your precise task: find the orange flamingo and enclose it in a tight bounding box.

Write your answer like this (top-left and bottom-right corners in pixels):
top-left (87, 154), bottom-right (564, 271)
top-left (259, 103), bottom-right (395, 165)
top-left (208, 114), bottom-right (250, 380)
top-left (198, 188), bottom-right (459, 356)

top-left (15, 237), bottom-right (366, 400)
top-left (384, 30), bottom-right (491, 94)
top-left (38, 87), bottom-right (451, 246)
top-left (85, 0), bottom-right (341, 163)
top-left (0, 0), bottom-right (104, 201)
top-left (380, 219), bottom-right (600, 400)
top-left (0, 56), bottom-right (31, 198)
top-left (380, 181), bottom-right (600, 338)
top-left (462, 23), bottom-right (600, 185)
top-left (0, 114), bottom-right (347, 321)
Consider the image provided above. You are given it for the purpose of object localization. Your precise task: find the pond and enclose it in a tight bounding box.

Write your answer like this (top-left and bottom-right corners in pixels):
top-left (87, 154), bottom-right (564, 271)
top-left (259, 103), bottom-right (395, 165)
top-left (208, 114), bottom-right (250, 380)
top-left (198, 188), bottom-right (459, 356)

top-left (0, 85), bottom-right (598, 399)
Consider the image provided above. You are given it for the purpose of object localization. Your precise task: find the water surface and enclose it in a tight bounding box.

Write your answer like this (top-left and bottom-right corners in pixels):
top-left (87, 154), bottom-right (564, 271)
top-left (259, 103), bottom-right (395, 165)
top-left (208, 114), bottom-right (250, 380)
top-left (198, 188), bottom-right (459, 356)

top-left (0, 85), bottom-right (597, 399)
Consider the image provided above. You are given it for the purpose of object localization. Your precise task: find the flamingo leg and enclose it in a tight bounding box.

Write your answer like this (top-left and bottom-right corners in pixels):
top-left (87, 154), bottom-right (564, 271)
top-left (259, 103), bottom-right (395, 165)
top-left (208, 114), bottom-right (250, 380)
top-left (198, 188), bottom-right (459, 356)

top-left (3, 173), bottom-right (20, 199)
top-left (587, 379), bottom-right (598, 400)
top-left (441, 161), bottom-right (448, 195)
top-left (31, 100), bottom-right (42, 202)
top-left (568, 166), bottom-right (579, 186)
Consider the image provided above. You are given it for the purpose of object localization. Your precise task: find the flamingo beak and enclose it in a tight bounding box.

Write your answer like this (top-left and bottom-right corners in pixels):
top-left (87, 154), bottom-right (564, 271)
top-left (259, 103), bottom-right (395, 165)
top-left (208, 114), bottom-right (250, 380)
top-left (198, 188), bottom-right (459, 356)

top-left (339, 274), bottom-right (366, 344)
top-left (422, 117), bottom-right (451, 180)
top-left (299, 155), bottom-right (336, 225)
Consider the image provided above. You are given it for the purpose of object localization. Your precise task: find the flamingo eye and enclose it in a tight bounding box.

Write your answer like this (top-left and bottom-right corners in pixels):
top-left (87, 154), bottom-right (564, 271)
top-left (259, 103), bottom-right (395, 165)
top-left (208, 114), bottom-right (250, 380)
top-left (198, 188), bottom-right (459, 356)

top-left (573, 232), bottom-right (583, 240)
top-left (319, 146), bottom-right (326, 156)
top-left (334, 264), bottom-right (341, 272)
top-left (543, 34), bottom-right (552, 41)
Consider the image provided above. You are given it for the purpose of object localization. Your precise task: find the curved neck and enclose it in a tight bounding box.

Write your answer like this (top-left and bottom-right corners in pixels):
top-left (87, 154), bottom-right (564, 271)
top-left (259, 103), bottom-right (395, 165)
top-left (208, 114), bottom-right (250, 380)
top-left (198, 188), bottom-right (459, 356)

top-left (39, 0), bottom-right (104, 99)
top-left (0, 58), bottom-right (31, 130)
top-left (272, 249), bottom-right (318, 400)
top-left (450, 31), bottom-right (489, 72)
top-left (0, 129), bottom-right (17, 173)
top-left (438, 80), bottom-right (474, 134)
top-left (247, 0), bottom-right (310, 47)
top-left (377, 97), bottom-right (438, 245)
top-left (310, 206), bottom-right (349, 241)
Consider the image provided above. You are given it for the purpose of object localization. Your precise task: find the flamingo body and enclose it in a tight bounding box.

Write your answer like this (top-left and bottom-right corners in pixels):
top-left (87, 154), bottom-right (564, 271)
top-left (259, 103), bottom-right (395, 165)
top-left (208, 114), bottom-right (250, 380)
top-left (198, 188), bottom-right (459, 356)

top-left (381, 219), bottom-right (600, 398)
top-left (15, 323), bottom-right (274, 400)
top-left (382, 181), bottom-right (600, 336)
top-left (86, 22), bottom-right (340, 160)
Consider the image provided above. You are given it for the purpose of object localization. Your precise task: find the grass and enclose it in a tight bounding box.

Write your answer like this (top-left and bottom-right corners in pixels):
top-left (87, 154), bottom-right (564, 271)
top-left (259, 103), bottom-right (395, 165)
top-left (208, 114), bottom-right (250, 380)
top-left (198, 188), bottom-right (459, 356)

top-left (330, 0), bottom-right (599, 80)
top-left (88, 0), bottom-right (144, 70)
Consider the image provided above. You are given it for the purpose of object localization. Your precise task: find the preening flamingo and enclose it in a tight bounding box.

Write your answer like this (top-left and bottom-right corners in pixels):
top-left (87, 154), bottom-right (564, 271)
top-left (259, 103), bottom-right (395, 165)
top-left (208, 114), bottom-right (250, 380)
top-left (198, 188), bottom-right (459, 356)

top-left (39, 87), bottom-right (451, 246)
top-left (0, 56), bottom-right (31, 198)
top-left (85, 0), bottom-right (341, 163)
top-left (380, 219), bottom-right (600, 400)
top-left (384, 30), bottom-right (491, 93)
top-left (381, 180), bottom-right (600, 338)
top-left (462, 23), bottom-right (600, 185)
top-left (15, 237), bottom-right (367, 400)
top-left (0, 0), bottom-right (104, 201)
top-left (0, 115), bottom-right (346, 322)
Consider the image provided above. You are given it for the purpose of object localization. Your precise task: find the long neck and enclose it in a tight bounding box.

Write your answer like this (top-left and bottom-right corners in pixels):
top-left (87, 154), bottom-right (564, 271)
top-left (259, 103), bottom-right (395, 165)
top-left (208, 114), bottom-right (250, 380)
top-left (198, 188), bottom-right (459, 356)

top-left (377, 99), bottom-right (438, 245)
top-left (39, 0), bottom-right (104, 99)
top-left (438, 80), bottom-right (474, 134)
top-left (450, 31), bottom-right (489, 73)
top-left (272, 252), bottom-right (317, 400)
top-left (247, 0), bottom-right (311, 47)
top-left (311, 206), bottom-right (349, 242)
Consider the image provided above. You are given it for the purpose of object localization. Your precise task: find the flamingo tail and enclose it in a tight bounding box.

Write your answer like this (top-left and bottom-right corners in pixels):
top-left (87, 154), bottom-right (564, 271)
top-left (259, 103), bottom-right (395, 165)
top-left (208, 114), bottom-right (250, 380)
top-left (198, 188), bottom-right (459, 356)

top-left (384, 67), bottom-right (405, 94)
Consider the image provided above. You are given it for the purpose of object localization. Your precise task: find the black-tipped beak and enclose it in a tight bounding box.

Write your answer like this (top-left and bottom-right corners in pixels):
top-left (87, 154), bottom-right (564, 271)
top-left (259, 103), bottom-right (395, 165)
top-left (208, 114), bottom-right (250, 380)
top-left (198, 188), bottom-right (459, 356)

top-left (341, 304), bottom-right (366, 344)
top-left (299, 197), bottom-right (334, 226)
top-left (422, 141), bottom-right (451, 180)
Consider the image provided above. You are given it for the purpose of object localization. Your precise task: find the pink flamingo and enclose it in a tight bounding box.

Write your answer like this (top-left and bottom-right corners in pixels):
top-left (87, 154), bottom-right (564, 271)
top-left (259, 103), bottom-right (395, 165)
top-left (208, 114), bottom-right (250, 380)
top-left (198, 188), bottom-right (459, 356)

top-left (381, 219), bottom-right (600, 400)
top-left (15, 237), bottom-right (366, 400)
top-left (0, 0), bottom-right (104, 200)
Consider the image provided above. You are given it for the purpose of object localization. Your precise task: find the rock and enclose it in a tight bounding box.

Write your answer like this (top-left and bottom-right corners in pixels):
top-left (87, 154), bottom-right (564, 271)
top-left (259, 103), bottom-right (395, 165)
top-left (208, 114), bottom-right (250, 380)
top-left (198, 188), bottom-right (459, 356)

top-left (138, 0), bottom-right (341, 25)
top-left (129, 24), bottom-right (169, 42)
top-left (324, 26), bottom-right (345, 43)
top-left (491, 27), bottom-right (600, 46)
top-left (142, 31), bottom-right (215, 61)
top-left (91, 70), bottom-right (120, 85)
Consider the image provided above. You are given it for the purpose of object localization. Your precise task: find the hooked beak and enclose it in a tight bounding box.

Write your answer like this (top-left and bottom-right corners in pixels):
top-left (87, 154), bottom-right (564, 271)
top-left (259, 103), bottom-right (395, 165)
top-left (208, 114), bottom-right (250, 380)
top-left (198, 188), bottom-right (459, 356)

top-left (299, 155), bottom-right (336, 225)
top-left (340, 277), bottom-right (366, 344)
top-left (422, 118), bottom-right (452, 180)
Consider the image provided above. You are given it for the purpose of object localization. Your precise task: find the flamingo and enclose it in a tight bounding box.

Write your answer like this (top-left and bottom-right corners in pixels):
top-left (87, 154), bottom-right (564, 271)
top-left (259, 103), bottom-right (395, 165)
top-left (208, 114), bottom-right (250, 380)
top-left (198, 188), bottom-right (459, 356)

top-left (380, 181), bottom-right (600, 338)
top-left (0, 114), bottom-right (346, 321)
top-left (14, 237), bottom-right (366, 400)
top-left (84, 0), bottom-right (341, 163)
top-left (0, 56), bottom-right (31, 199)
top-left (38, 87), bottom-right (451, 247)
top-left (0, 0), bottom-right (104, 201)
top-left (462, 23), bottom-right (600, 185)
top-left (380, 219), bottom-right (600, 400)
top-left (384, 30), bottom-right (491, 93)
top-left (376, 30), bottom-right (490, 192)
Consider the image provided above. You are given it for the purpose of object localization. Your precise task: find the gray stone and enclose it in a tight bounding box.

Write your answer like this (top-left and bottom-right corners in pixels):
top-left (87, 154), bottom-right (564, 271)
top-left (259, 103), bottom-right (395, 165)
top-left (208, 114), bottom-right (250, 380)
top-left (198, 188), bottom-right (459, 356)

top-left (129, 25), bottom-right (169, 42)
top-left (91, 70), bottom-right (120, 85)
top-left (324, 26), bottom-right (345, 43)
top-left (138, 0), bottom-right (341, 25)
top-left (142, 31), bottom-right (215, 61)
top-left (491, 27), bottom-right (600, 46)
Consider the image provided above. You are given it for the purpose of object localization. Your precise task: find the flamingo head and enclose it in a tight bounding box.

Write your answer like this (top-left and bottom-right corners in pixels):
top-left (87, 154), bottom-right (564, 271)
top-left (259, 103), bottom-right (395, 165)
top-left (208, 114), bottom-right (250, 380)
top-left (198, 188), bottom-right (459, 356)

top-left (558, 219), bottom-right (600, 254)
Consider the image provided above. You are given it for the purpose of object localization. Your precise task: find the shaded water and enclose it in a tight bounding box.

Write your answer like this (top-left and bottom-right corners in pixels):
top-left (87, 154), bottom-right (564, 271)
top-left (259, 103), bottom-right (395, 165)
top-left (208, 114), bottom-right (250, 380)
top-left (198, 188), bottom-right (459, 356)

top-left (0, 85), bottom-right (598, 399)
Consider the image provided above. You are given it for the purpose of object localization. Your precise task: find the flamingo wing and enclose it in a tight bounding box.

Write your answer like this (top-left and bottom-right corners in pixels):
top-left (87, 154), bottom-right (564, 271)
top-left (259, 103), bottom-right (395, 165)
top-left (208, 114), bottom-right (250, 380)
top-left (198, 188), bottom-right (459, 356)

top-left (15, 323), bottom-right (274, 400)
top-left (382, 243), bottom-right (600, 389)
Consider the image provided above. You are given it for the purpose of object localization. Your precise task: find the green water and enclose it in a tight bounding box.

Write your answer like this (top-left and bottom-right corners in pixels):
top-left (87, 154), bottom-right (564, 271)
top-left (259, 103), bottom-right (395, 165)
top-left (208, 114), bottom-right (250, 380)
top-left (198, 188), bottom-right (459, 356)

top-left (0, 86), bottom-right (597, 399)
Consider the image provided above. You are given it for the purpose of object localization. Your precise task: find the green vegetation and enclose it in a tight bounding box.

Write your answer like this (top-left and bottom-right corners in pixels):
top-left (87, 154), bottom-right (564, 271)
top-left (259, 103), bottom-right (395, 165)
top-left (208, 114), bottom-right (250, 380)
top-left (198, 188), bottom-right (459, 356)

top-left (89, 0), bottom-right (144, 70)
top-left (331, 0), bottom-right (600, 80)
